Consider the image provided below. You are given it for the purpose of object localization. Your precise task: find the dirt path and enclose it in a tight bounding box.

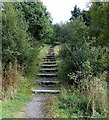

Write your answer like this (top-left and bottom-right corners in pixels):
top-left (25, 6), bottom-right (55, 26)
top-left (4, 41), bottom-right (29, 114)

top-left (23, 86), bottom-right (54, 118)
top-left (21, 46), bottom-right (59, 118)
top-left (23, 95), bottom-right (49, 118)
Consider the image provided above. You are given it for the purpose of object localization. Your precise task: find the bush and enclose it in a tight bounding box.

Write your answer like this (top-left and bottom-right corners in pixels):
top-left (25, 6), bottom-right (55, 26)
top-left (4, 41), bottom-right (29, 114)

top-left (2, 3), bottom-right (31, 68)
top-left (58, 93), bottom-right (92, 117)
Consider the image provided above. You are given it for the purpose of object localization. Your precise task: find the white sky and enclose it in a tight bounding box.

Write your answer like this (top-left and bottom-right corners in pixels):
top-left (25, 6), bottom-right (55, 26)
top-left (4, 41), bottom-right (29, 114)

top-left (41, 0), bottom-right (90, 24)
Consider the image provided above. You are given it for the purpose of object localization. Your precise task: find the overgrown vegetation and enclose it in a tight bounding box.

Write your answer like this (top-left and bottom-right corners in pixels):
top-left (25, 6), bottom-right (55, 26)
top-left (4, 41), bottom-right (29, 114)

top-left (2, 1), bottom-right (52, 118)
top-left (1, 1), bottom-right (109, 119)
top-left (50, 2), bottom-right (109, 118)
top-left (2, 2), bottom-right (53, 99)
top-left (1, 44), bottom-right (50, 118)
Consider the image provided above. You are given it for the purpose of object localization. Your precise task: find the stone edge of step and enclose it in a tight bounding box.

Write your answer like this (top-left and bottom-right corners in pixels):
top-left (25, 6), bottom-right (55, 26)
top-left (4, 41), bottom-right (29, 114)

top-left (32, 89), bottom-right (61, 94)
top-left (37, 81), bottom-right (59, 84)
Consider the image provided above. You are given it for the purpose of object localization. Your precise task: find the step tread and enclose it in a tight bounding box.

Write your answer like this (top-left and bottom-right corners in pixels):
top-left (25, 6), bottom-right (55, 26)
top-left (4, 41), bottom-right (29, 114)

top-left (37, 74), bottom-right (57, 77)
top-left (41, 65), bottom-right (57, 67)
top-left (42, 57), bottom-right (55, 59)
top-left (32, 89), bottom-right (60, 94)
top-left (37, 73), bottom-right (57, 75)
top-left (44, 59), bottom-right (56, 61)
top-left (40, 68), bottom-right (58, 71)
top-left (37, 81), bottom-right (59, 85)
top-left (37, 81), bottom-right (59, 84)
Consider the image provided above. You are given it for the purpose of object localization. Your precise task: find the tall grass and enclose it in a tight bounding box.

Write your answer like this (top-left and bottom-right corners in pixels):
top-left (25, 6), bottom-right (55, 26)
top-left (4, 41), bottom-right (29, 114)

top-left (79, 72), bottom-right (108, 117)
top-left (2, 60), bottom-right (21, 100)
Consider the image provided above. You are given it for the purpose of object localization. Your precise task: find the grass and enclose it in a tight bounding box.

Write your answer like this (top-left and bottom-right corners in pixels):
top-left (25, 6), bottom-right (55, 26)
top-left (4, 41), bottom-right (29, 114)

top-left (47, 86), bottom-right (80, 118)
top-left (54, 45), bottom-right (61, 56)
top-left (2, 44), bottom-right (51, 118)
top-left (2, 76), bottom-right (35, 118)
top-left (0, 101), bottom-right (2, 119)
top-left (38, 44), bottom-right (50, 59)
top-left (47, 76), bottom-right (108, 118)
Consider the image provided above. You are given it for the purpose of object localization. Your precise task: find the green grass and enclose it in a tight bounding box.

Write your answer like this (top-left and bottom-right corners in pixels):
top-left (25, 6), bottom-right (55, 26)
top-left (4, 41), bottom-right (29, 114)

top-left (47, 87), bottom-right (81, 118)
top-left (48, 85), bottom-right (108, 118)
top-left (2, 94), bottom-right (30, 118)
top-left (38, 44), bottom-right (51, 59)
top-left (0, 101), bottom-right (2, 119)
top-left (2, 44), bottom-right (51, 118)
top-left (54, 45), bottom-right (61, 56)
top-left (2, 76), bottom-right (35, 118)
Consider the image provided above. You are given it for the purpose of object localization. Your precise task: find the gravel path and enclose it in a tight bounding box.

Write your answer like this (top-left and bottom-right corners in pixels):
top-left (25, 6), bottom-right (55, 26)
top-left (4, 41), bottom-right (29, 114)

top-left (23, 94), bottom-right (49, 118)
top-left (23, 85), bottom-right (54, 118)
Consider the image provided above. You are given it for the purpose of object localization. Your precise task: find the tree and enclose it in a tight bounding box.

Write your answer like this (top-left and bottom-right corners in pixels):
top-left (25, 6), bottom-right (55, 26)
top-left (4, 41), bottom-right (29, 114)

top-left (89, 2), bottom-right (109, 47)
top-left (51, 23), bottom-right (63, 43)
top-left (2, 3), bottom-right (31, 68)
top-left (69, 5), bottom-right (81, 20)
top-left (82, 10), bottom-right (90, 26)
top-left (70, 5), bottom-right (90, 26)
top-left (14, 2), bottom-right (53, 43)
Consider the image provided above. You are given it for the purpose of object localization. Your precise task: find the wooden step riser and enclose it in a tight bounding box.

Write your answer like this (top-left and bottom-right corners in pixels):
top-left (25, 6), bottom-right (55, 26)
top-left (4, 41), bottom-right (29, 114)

top-left (46, 55), bottom-right (55, 57)
top-left (37, 75), bottom-right (57, 77)
top-left (39, 70), bottom-right (58, 72)
top-left (42, 62), bottom-right (57, 64)
top-left (41, 66), bottom-right (57, 68)
top-left (37, 81), bottom-right (59, 85)
top-left (40, 69), bottom-right (58, 72)
top-left (33, 90), bottom-right (60, 94)
top-left (41, 65), bottom-right (57, 67)
top-left (43, 57), bottom-right (55, 59)
top-left (43, 59), bottom-right (56, 61)
top-left (44, 59), bottom-right (56, 61)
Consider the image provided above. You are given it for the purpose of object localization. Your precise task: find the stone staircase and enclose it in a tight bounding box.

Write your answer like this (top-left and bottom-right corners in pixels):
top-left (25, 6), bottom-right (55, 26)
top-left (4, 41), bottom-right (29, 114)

top-left (33, 46), bottom-right (60, 94)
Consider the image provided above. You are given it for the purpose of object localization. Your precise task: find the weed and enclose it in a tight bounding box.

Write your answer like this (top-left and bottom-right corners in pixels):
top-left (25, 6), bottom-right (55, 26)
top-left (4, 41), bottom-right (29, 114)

top-left (2, 60), bottom-right (21, 100)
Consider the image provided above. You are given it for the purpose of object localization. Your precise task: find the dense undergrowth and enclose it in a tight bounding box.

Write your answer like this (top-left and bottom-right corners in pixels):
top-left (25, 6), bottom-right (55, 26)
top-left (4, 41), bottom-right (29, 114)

top-left (48, 52), bottom-right (108, 118)
top-left (48, 85), bottom-right (107, 118)
top-left (1, 44), bottom-right (50, 118)
top-left (2, 2), bottom-right (53, 99)
top-left (1, 2), bottom-right (52, 118)
top-left (48, 2), bottom-right (109, 118)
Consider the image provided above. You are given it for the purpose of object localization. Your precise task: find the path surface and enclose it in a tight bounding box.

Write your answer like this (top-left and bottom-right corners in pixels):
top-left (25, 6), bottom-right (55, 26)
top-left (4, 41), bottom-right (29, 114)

top-left (23, 95), bottom-right (49, 118)
top-left (23, 46), bottom-right (59, 118)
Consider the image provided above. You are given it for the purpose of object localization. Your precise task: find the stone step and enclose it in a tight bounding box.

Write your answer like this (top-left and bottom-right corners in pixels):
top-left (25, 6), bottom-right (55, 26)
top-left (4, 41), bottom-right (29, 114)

top-left (37, 73), bottom-right (57, 77)
top-left (42, 62), bottom-right (56, 64)
top-left (41, 65), bottom-right (58, 68)
top-left (40, 69), bottom-right (58, 72)
top-left (43, 57), bottom-right (55, 59)
top-left (46, 55), bottom-right (55, 57)
top-left (37, 81), bottom-right (59, 85)
top-left (32, 90), bottom-right (60, 94)
top-left (46, 57), bottom-right (55, 59)
top-left (44, 59), bottom-right (56, 61)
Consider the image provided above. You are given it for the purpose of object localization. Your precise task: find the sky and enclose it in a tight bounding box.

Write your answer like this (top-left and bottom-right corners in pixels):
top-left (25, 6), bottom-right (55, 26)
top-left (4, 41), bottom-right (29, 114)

top-left (41, 0), bottom-right (90, 24)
